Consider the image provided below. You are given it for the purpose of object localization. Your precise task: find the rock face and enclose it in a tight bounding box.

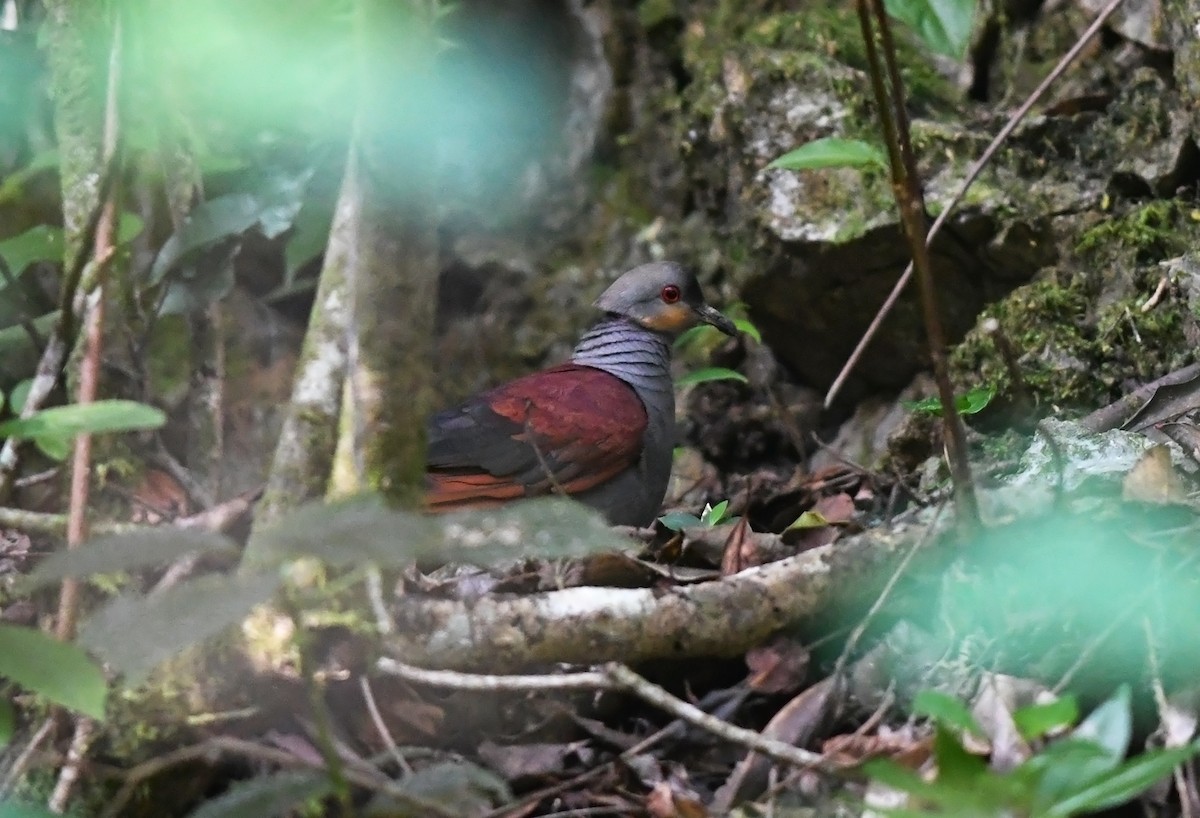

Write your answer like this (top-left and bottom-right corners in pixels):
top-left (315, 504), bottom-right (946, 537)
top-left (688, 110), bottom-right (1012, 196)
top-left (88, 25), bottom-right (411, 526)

top-left (434, 0), bottom-right (1200, 465)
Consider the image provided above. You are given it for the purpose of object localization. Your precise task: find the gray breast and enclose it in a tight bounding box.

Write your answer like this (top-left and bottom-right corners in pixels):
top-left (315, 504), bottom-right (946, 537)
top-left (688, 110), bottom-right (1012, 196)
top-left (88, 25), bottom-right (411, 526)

top-left (570, 318), bottom-right (677, 526)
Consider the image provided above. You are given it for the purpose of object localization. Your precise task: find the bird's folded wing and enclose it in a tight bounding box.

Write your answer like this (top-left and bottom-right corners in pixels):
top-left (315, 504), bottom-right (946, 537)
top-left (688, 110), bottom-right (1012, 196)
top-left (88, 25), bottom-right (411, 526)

top-left (425, 364), bottom-right (648, 510)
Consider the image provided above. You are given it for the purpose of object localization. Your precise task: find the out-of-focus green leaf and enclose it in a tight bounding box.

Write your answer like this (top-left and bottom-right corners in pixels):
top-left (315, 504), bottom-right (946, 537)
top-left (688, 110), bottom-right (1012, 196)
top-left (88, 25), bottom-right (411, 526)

top-left (884, 0), bottom-right (977, 58)
top-left (658, 511), bottom-right (702, 531)
top-left (33, 434), bottom-right (71, 462)
top-left (282, 202), bottom-right (333, 283)
top-left (1013, 696), bottom-right (1078, 742)
top-left (676, 367), bottom-right (747, 387)
top-left (1044, 742), bottom-right (1200, 817)
top-left (932, 723), bottom-right (987, 787)
top-left (638, 0), bottom-right (677, 28)
top-left (246, 495), bottom-right (632, 570)
top-left (371, 760), bottom-right (511, 816)
top-left (0, 801), bottom-right (62, 818)
top-left (79, 571), bottom-right (282, 684)
top-left (0, 226), bottom-right (63, 276)
top-left (734, 317), bottom-right (761, 343)
top-left (0, 150), bottom-right (60, 206)
top-left (116, 212), bottom-right (145, 246)
top-left (1073, 685), bottom-right (1131, 766)
top-left (149, 194), bottom-right (259, 285)
top-left (768, 138), bottom-right (886, 171)
top-left (0, 698), bottom-right (12, 748)
top-left (158, 246), bottom-right (237, 316)
top-left (22, 529), bottom-right (237, 591)
top-left (8, 380), bottom-right (32, 415)
top-left (1016, 738), bottom-right (1115, 811)
top-left (914, 690), bottom-right (985, 737)
top-left (184, 770), bottom-right (332, 818)
top-left (0, 400), bottom-right (165, 441)
top-left (0, 624), bottom-right (107, 718)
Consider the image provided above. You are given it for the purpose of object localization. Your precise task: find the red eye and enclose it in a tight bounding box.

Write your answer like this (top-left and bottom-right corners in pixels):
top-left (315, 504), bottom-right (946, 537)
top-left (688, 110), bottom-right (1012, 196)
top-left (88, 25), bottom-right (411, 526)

top-left (661, 284), bottom-right (681, 304)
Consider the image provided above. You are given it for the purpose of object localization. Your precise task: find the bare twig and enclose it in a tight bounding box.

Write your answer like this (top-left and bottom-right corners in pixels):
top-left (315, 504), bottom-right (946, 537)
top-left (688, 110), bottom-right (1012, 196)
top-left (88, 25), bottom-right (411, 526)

top-left (379, 658), bottom-right (825, 769)
top-left (48, 717), bottom-right (95, 813)
top-left (358, 675), bottom-right (412, 775)
top-left (857, 0), bottom-right (978, 528)
top-left (0, 716), bottom-right (56, 797)
top-left (377, 659), bottom-right (610, 691)
top-left (55, 14), bottom-right (122, 643)
top-left (825, 0), bottom-right (1128, 409)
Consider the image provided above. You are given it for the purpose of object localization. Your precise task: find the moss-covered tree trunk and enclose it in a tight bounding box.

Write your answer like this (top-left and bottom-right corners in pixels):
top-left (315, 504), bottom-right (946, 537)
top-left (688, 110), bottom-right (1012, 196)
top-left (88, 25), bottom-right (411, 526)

top-left (42, 0), bottom-right (105, 264)
top-left (254, 0), bottom-right (438, 539)
top-left (327, 0), bottom-right (438, 502)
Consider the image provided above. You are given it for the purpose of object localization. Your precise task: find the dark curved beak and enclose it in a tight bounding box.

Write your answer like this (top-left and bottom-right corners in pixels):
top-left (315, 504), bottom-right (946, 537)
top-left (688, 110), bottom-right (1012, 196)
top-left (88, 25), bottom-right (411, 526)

top-left (695, 303), bottom-right (738, 337)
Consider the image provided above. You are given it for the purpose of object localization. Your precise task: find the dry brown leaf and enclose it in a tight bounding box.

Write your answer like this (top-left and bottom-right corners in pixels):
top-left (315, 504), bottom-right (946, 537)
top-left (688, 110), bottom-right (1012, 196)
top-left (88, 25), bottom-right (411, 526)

top-left (646, 780), bottom-right (709, 818)
top-left (823, 729), bottom-right (933, 769)
top-left (1122, 444), bottom-right (1189, 505)
top-left (813, 492), bottom-right (856, 525)
top-left (477, 739), bottom-right (589, 782)
top-left (745, 636), bottom-right (810, 694)
top-left (712, 677), bottom-right (835, 812)
top-left (130, 468), bottom-right (191, 524)
top-left (719, 516), bottom-right (757, 574)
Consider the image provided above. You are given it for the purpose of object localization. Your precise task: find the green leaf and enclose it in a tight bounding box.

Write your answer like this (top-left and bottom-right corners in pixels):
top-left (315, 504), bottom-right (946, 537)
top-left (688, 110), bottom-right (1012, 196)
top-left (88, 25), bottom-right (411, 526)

top-left (150, 170), bottom-right (313, 285)
top-left (701, 500), bottom-right (730, 526)
top-left (658, 511), bottom-right (702, 531)
top-left (768, 138), bottom-right (887, 171)
top-left (1016, 738), bottom-right (1115, 812)
top-left (862, 758), bottom-right (945, 799)
top-left (149, 194), bottom-right (260, 285)
top-left (1014, 696), bottom-right (1078, 742)
top-left (932, 724), bottom-right (987, 787)
top-left (1044, 743), bottom-right (1200, 817)
top-left (184, 771), bottom-right (332, 818)
top-left (0, 624), bottom-right (107, 718)
top-left (675, 367), bottom-right (747, 387)
top-left (375, 760), bottom-right (511, 816)
top-left (1073, 685), bottom-right (1131, 766)
top-left (79, 571), bottom-right (282, 684)
top-left (116, 212), bottom-right (145, 246)
top-left (884, 0), bottom-right (977, 58)
top-left (0, 389), bottom-right (5, 416)
top-left (0, 400), bottom-right (166, 441)
top-left (0, 698), bottom-right (12, 748)
top-left (734, 317), bottom-right (762, 343)
top-left (246, 496), bottom-right (632, 571)
top-left (33, 434), bottom-right (70, 462)
top-left (0, 149), bottom-right (60, 207)
top-left (282, 203), bottom-right (333, 283)
top-left (8, 380), bottom-right (31, 415)
top-left (638, 0), bottom-right (677, 28)
top-left (914, 690), bottom-right (985, 737)
top-left (958, 385), bottom-right (995, 415)
top-left (787, 510), bottom-right (829, 530)
top-left (0, 225), bottom-right (64, 276)
top-left (903, 385), bottom-right (995, 416)
top-left (22, 529), bottom-right (237, 591)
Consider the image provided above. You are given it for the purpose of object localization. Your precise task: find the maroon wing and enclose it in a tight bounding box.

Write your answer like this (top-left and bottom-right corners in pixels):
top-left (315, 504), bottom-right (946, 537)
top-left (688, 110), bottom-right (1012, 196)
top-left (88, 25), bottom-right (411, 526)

top-left (425, 364), bottom-right (648, 511)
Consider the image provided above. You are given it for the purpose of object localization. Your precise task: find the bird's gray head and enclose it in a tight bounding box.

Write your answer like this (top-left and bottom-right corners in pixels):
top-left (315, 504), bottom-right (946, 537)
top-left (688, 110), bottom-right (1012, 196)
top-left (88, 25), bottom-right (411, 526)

top-left (594, 262), bottom-right (737, 338)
